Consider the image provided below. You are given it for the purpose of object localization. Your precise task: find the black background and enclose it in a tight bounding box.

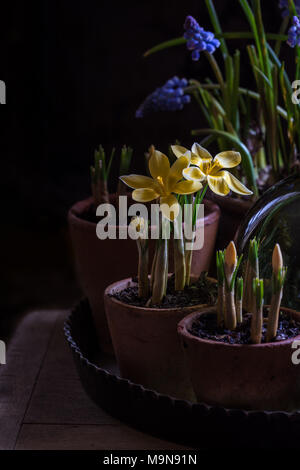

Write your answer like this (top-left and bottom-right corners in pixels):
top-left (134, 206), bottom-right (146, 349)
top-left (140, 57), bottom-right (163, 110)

top-left (0, 0), bottom-right (285, 334)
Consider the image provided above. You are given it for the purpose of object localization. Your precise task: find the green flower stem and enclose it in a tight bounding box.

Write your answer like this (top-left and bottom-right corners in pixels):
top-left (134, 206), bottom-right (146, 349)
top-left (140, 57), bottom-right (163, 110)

top-left (204, 51), bottom-right (225, 93)
top-left (251, 278), bottom-right (264, 344)
top-left (236, 277), bottom-right (243, 323)
top-left (137, 239), bottom-right (149, 299)
top-left (223, 250), bottom-right (242, 330)
top-left (187, 82), bottom-right (288, 119)
top-left (225, 290), bottom-right (237, 330)
top-left (173, 218), bottom-right (186, 291)
top-left (243, 239), bottom-right (259, 313)
top-left (236, 298), bottom-right (243, 324)
top-left (150, 240), bottom-right (159, 292)
top-left (151, 218), bottom-right (169, 305)
top-left (217, 284), bottom-right (225, 327)
top-left (185, 246), bottom-right (193, 287)
top-left (185, 185), bottom-right (208, 287)
top-left (205, 0), bottom-right (228, 56)
top-left (251, 298), bottom-right (263, 344)
top-left (266, 267), bottom-right (286, 341)
top-left (266, 291), bottom-right (282, 342)
top-left (216, 250), bottom-right (225, 326)
top-left (275, 17), bottom-right (289, 56)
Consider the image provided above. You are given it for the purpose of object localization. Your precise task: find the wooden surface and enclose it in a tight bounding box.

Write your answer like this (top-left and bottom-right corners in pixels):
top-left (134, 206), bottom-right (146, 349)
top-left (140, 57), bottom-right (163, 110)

top-left (0, 309), bottom-right (191, 450)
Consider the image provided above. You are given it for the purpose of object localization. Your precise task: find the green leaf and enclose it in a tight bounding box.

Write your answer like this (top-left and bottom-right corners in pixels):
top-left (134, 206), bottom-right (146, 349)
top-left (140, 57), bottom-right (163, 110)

top-left (205, 0), bottom-right (228, 56)
top-left (144, 37), bottom-right (186, 57)
top-left (236, 277), bottom-right (243, 300)
top-left (253, 66), bottom-right (272, 88)
top-left (230, 254), bottom-right (243, 291)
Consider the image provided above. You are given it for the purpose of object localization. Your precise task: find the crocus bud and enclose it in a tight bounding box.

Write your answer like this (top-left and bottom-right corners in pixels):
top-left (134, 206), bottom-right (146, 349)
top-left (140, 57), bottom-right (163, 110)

top-left (272, 243), bottom-right (283, 273)
top-left (224, 241), bottom-right (237, 282)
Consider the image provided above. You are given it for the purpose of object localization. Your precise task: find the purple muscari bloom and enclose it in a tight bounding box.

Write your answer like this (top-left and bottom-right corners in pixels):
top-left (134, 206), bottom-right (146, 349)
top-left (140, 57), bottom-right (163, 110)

top-left (183, 15), bottom-right (220, 61)
top-left (279, 0), bottom-right (300, 18)
top-left (135, 76), bottom-right (191, 118)
top-left (287, 15), bottom-right (300, 47)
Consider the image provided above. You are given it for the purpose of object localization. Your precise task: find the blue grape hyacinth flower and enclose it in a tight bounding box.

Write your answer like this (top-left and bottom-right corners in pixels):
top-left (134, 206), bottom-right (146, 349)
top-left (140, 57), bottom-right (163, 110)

top-left (287, 15), bottom-right (300, 47)
top-left (136, 77), bottom-right (191, 118)
top-left (183, 15), bottom-right (220, 61)
top-left (279, 0), bottom-right (300, 18)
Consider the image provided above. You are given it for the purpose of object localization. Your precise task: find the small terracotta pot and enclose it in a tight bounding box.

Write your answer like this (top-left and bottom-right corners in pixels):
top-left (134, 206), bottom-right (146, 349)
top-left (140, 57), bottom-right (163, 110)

top-left (104, 277), bottom-right (217, 401)
top-left (207, 193), bottom-right (253, 250)
top-left (178, 307), bottom-right (300, 411)
top-left (68, 196), bottom-right (220, 355)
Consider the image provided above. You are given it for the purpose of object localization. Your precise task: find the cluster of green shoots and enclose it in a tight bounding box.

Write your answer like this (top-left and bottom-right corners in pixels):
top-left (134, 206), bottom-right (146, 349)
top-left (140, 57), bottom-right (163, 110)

top-left (145, 0), bottom-right (300, 194)
top-left (216, 239), bottom-right (287, 343)
top-left (131, 204), bottom-right (203, 306)
top-left (90, 145), bottom-right (133, 206)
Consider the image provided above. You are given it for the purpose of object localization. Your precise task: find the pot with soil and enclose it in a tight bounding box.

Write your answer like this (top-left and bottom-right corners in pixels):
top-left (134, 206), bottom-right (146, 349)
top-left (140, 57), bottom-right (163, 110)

top-left (178, 240), bottom-right (300, 411)
top-left (68, 195), bottom-right (220, 354)
top-left (178, 306), bottom-right (300, 410)
top-left (104, 274), bottom-right (217, 400)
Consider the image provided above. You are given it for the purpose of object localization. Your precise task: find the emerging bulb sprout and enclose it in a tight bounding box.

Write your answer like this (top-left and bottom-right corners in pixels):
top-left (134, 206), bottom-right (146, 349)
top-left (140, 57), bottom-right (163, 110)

top-left (243, 238), bottom-right (259, 313)
top-left (217, 241), bottom-right (243, 330)
top-left (251, 278), bottom-right (264, 344)
top-left (215, 240), bottom-right (287, 344)
top-left (236, 277), bottom-right (243, 324)
top-left (267, 244), bottom-right (287, 342)
top-left (91, 145), bottom-right (133, 206)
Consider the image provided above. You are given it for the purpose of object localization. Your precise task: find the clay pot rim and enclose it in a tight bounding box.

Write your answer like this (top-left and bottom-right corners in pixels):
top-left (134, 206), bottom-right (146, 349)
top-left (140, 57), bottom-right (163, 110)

top-left (208, 193), bottom-right (253, 215)
top-left (104, 276), bottom-right (217, 314)
top-left (68, 196), bottom-right (220, 230)
top-left (178, 306), bottom-right (300, 349)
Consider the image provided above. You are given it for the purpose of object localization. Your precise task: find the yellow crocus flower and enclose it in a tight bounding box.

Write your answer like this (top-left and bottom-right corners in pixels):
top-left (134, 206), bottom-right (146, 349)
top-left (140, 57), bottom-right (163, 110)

top-left (172, 143), bottom-right (253, 197)
top-left (120, 148), bottom-right (202, 220)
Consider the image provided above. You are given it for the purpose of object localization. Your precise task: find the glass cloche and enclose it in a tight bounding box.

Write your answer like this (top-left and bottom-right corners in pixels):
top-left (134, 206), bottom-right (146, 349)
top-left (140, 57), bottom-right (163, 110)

top-left (235, 174), bottom-right (300, 310)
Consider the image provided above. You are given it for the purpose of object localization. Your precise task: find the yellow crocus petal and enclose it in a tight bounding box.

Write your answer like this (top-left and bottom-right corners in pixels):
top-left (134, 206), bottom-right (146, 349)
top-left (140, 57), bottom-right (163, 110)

top-left (120, 174), bottom-right (159, 191)
top-left (191, 143), bottom-right (213, 161)
top-left (207, 172), bottom-right (230, 196)
top-left (149, 150), bottom-right (170, 180)
top-left (173, 179), bottom-right (203, 194)
top-left (213, 151), bottom-right (241, 170)
top-left (167, 155), bottom-right (191, 190)
top-left (160, 194), bottom-right (180, 221)
top-left (171, 144), bottom-right (189, 158)
top-left (183, 166), bottom-right (205, 182)
top-left (190, 154), bottom-right (203, 166)
top-left (224, 171), bottom-right (253, 195)
top-left (132, 188), bottom-right (159, 202)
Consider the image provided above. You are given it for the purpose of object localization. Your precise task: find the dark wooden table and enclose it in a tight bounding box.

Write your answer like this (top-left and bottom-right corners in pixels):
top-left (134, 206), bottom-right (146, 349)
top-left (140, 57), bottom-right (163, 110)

top-left (0, 309), bottom-right (191, 450)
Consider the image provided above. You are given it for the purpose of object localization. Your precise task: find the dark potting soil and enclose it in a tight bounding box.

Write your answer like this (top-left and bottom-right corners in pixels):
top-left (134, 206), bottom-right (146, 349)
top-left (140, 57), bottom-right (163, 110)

top-left (110, 273), bottom-right (217, 309)
top-left (189, 311), bottom-right (300, 344)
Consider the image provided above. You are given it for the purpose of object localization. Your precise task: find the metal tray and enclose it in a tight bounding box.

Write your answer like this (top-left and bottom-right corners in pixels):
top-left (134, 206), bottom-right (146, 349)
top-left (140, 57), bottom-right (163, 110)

top-left (64, 299), bottom-right (300, 448)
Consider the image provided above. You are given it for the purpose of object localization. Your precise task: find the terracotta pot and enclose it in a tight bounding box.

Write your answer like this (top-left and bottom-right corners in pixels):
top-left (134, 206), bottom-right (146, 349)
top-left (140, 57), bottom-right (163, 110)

top-left (68, 196), bottom-right (220, 354)
top-left (104, 277), bottom-right (217, 401)
top-left (207, 193), bottom-right (253, 250)
top-left (178, 307), bottom-right (300, 411)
